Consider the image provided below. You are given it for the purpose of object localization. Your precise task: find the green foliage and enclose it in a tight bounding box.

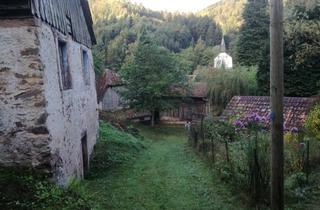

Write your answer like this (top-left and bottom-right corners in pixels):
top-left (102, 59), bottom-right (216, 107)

top-left (305, 105), bottom-right (320, 140)
top-left (119, 32), bottom-right (186, 119)
top-left (197, 66), bottom-right (258, 107)
top-left (236, 0), bottom-right (269, 66)
top-left (92, 48), bottom-right (105, 75)
top-left (198, 0), bottom-right (246, 34)
top-left (191, 111), bottom-right (320, 206)
top-left (90, 0), bottom-right (222, 72)
top-left (257, 3), bottom-right (320, 96)
top-left (203, 117), bottom-right (235, 142)
top-left (0, 168), bottom-right (90, 210)
top-left (90, 121), bottom-right (145, 176)
top-left (285, 172), bottom-right (309, 201)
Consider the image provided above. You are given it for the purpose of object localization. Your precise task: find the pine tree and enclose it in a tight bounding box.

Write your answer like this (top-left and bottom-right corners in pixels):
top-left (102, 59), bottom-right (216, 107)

top-left (236, 0), bottom-right (269, 66)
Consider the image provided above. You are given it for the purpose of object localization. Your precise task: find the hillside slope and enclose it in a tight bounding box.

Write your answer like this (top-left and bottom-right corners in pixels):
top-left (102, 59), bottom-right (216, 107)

top-left (198, 0), bottom-right (246, 34)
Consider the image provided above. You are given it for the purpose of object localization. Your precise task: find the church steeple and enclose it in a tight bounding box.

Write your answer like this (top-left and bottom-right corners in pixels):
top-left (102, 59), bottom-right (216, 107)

top-left (214, 35), bottom-right (233, 70)
top-left (220, 36), bottom-right (226, 52)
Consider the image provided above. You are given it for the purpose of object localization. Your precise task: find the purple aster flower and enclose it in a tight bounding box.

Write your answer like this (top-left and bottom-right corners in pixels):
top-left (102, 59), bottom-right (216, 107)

top-left (234, 119), bottom-right (244, 127)
top-left (291, 127), bottom-right (299, 133)
top-left (255, 115), bottom-right (262, 122)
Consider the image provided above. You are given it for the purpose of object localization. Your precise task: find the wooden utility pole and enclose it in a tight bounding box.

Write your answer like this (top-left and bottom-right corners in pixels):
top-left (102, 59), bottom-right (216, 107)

top-left (270, 0), bottom-right (284, 209)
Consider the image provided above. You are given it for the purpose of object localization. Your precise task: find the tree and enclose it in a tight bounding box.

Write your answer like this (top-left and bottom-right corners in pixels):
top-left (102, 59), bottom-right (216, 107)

top-left (257, 4), bottom-right (320, 96)
top-left (236, 0), bottom-right (269, 66)
top-left (119, 32), bottom-right (186, 126)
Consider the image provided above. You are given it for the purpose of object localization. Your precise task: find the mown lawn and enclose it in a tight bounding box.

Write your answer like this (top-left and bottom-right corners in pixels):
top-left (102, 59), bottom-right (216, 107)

top-left (83, 123), bottom-right (246, 210)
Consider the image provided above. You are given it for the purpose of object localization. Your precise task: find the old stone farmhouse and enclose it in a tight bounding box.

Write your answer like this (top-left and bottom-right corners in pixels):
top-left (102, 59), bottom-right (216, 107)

top-left (0, 0), bottom-right (98, 185)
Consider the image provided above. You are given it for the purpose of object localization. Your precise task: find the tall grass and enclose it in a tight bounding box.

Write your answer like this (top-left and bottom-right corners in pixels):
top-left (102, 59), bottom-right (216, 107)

top-left (197, 66), bottom-right (258, 107)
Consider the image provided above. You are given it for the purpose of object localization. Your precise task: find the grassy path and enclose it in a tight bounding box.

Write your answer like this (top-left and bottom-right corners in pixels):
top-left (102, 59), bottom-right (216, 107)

top-left (84, 125), bottom-right (243, 210)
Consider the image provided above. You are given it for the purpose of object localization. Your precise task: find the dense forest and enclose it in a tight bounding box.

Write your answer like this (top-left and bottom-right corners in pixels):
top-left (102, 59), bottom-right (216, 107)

top-left (90, 0), bottom-right (228, 74)
top-left (90, 0), bottom-right (320, 99)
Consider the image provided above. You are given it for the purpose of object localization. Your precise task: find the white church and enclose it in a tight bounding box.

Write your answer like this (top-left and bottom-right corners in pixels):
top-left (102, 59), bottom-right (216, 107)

top-left (214, 37), bottom-right (233, 70)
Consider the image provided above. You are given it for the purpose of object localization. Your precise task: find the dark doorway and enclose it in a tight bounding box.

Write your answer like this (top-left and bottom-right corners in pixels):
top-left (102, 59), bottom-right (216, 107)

top-left (81, 133), bottom-right (89, 178)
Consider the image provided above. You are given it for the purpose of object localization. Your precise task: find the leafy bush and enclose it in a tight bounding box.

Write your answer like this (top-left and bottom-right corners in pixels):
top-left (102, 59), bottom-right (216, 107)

top-left (0, 168), bottom-right (90, 210)
top-left (305, 105), bottom-right (320, 140)
top-left (285, 172), bottom-right (309, 201)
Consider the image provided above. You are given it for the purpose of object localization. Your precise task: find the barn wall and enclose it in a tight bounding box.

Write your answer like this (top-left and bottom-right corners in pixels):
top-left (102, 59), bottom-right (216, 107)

top-left (161, 99), bottom-right (208, 122)
top-left (0, 19), bottom-right (51, 171)
top-left (102, 86), bottom-right (125, 111)
top-left (38, 21), bottom-right (98, 185)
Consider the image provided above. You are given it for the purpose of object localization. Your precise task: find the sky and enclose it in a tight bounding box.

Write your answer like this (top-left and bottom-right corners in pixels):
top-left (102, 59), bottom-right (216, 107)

top-left (130, 0), bottom-right (219, 13)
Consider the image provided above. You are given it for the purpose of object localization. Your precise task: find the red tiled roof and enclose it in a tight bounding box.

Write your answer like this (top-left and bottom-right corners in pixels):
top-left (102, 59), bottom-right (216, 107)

top-left (96, 69), bottom-right (122, 101)
top-left (221, 96), bottom-right (320, 130)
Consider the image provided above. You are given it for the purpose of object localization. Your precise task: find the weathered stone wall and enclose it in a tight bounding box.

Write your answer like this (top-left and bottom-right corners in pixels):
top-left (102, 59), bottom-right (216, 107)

top-left (0, 19), bottom-right (51, 171)
top-left (38, 22), bottom-right (98, 185)
top-left (0, 18), bottom-right (98, 185)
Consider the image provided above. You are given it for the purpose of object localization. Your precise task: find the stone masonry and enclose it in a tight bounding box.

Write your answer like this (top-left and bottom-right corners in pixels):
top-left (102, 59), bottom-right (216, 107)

top-left (0, 18), bottom-right (98, 185)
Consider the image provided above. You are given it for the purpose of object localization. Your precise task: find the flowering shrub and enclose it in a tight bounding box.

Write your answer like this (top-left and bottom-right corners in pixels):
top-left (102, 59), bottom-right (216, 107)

top-left (233, 112), bottom-right (269, 133)
top-left (234, 112), bottom-right (300, 134)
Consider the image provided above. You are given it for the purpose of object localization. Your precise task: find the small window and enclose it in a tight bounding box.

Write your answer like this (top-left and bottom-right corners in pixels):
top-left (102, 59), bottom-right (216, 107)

top-left (82, 50), bottom-right (90, 86)
top-left (58, 41), bottom-right (72, 90)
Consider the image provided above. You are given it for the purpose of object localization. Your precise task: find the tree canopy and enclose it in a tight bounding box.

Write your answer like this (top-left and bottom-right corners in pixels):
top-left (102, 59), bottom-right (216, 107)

top-left (235, 0), bottom-right (269, 66)
top-left (119, 32), bottom-right (186, 125)
top-left (257, 4), bottom-right (320, 96)
top-left (90, 0), bottom-right (223, 73)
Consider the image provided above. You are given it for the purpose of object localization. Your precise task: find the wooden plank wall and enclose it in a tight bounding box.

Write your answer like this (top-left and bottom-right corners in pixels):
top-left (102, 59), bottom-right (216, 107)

top-left (30, 0), bottom-right (93, 47)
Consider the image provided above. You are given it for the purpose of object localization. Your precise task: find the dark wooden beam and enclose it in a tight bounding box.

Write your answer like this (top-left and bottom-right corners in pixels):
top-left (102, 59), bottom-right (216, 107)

top-left (270, 0), bottom-right (284, 209)
top-left (0, 0), bottom-right (32, 18)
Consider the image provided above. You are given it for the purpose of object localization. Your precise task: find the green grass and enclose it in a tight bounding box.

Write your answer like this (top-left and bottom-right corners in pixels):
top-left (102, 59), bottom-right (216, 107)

top-left (84, 123), bottom-right (246, 210)
top-left (3, 122), bottom-right (320, 209)
top-left (0, 168), bottom-right (90, 210)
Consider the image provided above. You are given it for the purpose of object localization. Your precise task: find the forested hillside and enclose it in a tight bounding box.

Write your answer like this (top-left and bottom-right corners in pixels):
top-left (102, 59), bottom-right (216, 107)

top-left (90, 0), bottom-right (224, 74)
top-left (198, 0), bottom-right (246, 34)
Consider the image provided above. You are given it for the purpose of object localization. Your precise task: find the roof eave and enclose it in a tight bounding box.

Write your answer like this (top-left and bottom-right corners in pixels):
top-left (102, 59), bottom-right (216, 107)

top-left (80, 0), bottom-right (97, 45)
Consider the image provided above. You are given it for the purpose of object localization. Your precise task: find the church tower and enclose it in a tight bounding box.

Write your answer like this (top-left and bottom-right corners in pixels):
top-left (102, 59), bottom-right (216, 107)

top-left (214, 37), bottom-right (233, 70)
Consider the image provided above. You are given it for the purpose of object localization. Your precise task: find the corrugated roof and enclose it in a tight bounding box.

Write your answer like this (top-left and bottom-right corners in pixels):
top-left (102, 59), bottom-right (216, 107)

top-left (30, 0), bottom-right (96, 47)
top-left (221, 96), bottom-right (320, 130)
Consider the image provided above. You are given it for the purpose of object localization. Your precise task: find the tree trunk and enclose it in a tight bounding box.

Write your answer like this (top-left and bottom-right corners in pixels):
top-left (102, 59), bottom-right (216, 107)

top-left (151, 111), bottom-right (155, 127)
top-left (270, 0), bottom-right (284, 209)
